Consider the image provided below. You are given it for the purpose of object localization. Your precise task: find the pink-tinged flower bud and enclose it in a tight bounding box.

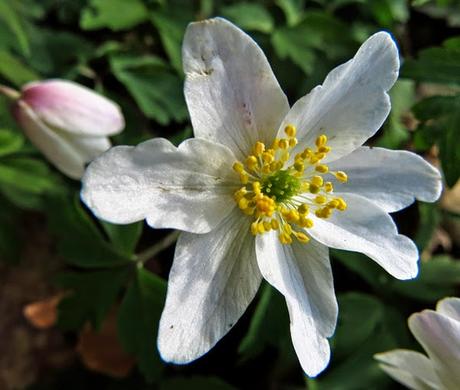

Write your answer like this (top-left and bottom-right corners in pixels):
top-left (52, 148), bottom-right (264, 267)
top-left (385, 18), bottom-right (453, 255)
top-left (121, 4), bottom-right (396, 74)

top-left (12, 79), bottom-right (125, 179)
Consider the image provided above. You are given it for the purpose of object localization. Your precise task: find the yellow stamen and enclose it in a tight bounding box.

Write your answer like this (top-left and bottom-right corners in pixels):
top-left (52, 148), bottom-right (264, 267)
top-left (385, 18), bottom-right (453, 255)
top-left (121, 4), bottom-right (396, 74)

top-left (285, 124), bottom-right (297, 137)
top-left (334, 171), bottom-right (348, 183)
top-left (232, 128), bottom-right (347, 245)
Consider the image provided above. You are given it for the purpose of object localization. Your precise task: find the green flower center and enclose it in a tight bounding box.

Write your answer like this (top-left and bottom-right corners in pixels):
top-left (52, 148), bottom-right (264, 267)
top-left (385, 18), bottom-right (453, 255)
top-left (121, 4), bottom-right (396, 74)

top-left (261, 170), bottom-right (301, 202)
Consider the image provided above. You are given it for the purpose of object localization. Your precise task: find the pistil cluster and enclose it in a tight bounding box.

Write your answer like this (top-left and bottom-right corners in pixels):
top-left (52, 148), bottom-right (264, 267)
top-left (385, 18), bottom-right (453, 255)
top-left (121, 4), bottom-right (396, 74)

top-left (233, 125), bottom-right (348, 245)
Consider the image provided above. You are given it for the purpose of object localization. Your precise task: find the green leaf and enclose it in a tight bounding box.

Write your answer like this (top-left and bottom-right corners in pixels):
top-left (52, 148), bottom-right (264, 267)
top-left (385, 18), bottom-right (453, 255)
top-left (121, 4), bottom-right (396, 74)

top-left (160, 376), bottom-right (236, 390)
top-left (0, 0), bottom-right (30, 56)
top-left (46, 193), bottom-right (132, 268)
top-left (0, 129), bottom-right (24, 157)
top-left (271, 26), bottom-right (318, 74)
top-left (101, 221), bottom-right (143, 257)
top-left (412, 95), bottom-right (460, 186)
top-left (80, 0), bottom-right (149, 31)
top-left (169, 126), bottom-right (193, 146)
top-left (150, 10), bottom-right (189, 73)
top-left (222, 2), bottom-right (274, 33)
top-left (319, 293), bottom-right (397, 389)
top-left (331, 249), bottom-right (389, 287)
top-left (415, 202), bottom-right (441, 250)
top-left (26, 28), bottom-right (93, 76)
top-left (376, 80), bottom-right (414, 148)
top-left (118, 267), bottom-right (166, 382)
top-left (110, 55), bottom-right (187, 125)
top-left (367, 0), bottom-right (409, 27)
top-left (389, 256), bottom-right (460, 302)
top-left (275, 0), bottom-right (305, 26)
top-left (0, 156), bottom-right (59, 194)
top-left (332, 293), bottom-right (384, 360)
top-left (402, 45), bottom-right (460, 85)
top-left (271, 12), bottom-right (354, 74)
top-left (238, 283), bottom-right (289, 361)
top-left (0, 50), bottom-right (39, 87)
top-left (56, 266), bottom-right (131, 330)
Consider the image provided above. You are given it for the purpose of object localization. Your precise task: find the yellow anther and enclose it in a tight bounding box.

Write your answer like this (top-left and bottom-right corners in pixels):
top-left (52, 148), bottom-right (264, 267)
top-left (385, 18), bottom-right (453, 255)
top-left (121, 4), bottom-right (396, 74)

top-left (309, 155), bottom-right (320, 164)
top-left (299, 216), bottom-right (314, 228)
top-left (309, 184), bottom-right (320, 194)
top-left (284, 209), bottom-right (300, 223)
top-left (314, 195), bottom-right (327, 205)
top-left (294, 161), bottom-right (304, 172)
top-left (315, 164), bottom-right (329, 173)
top-left (300, 182), bottom-right (310, 192)
top-left (311, 175), bottom-right (324, 187)
top-left (238, 197), bottom-right (249, 209)
top-left (252, 181), bottom-right (261, 194)
top-left (257, 222), bottom-right (266, 234)
top-left (315, 207), bottom-right (332, 219)
top-left (327, 199), bottom-right (339, 209)
top-left (284, 124), bottom-right (297, 137)
top-left (240, 172), bottom-right (249, 184)
top-left (262, 152), bottom-right (274, 163)
top-left (234, 187), bottom-right (247, 200)
top-left (289, 138), bottom-right (298, 147)
top-left (246, 155), bottom-right (258, 170)
top-left (262, 164), bottom-right (272, 174)
top-left (315, 134), bottom-right (328, 147)
top-left (280, 152), bottom-right (290, 163)
top-left (271, 138), bottom-right (280, 150)
top-left (233, 161), bottom-right (244, 173)
top-left (301, 148), bottom-right (313, 159)
top-left (282, 222), bottom-right (292, 235)
top-left (294, 231), bottom-right (310, 243)
top-left (263, 220), bottom-right (272, 231)
top-left (243, 207), bottom-right (255, 216)
top-left (254, 141), bottom-right (265, 155)
top-left (318, 146), bottom-right (331, 154)
top-left (298, 204), bottom-right (309, 215)
top-left (251, 222), bottom-right (258, 235)
top-left (334, 171), bottom-right (348, 183)
top-left (278, 139), bottom-right (289, 150)
top-left (324, 182), bottom-right (333, 193)
top-left (271, 219), bottom-right (279, 230)
top-left (279, 232), bottom-right (293, 245)
top-left (336, 197), bottom-right (347, 211)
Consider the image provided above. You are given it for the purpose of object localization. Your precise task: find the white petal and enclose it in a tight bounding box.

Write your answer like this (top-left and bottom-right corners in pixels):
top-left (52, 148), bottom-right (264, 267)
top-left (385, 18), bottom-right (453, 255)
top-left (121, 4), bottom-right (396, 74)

top-left (375, 350), bottom-right (440, 390)
top-left (308, 193), bottom-right (419, 280)
top-left (327, 147), bottom-right (442, 212)
top-left (157, 209), bottom-right (261, 363)
top-left (21, 79), bottom-right (124, 136)
top-left (14, 101), bottom-right (110, 179)
top-left (81, 137), bottom-right (239, 234)
top-left (280, 32), bottom-right (399, 162)
top-left (436, 297), bottom-right (460, 322)
top-left (255, 232), bottom-right (336, 376)
top-left (183, 17), bottom-right (289, 159)
top-left (409, 310), bottom-right (460, 389)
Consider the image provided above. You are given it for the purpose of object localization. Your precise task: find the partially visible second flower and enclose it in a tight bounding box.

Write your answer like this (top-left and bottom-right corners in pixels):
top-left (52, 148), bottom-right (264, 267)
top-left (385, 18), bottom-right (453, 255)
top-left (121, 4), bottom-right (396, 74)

top-left (12, 80), bottom-right (124, 179)
top-left (376, 297), bottom-right (460, 390)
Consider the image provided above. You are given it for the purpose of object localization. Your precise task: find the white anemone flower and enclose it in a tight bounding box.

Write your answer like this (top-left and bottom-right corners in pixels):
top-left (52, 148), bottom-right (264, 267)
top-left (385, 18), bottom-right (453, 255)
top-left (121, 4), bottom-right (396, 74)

top-left (12, 79), bottom-right (125, 179)
top-left (81, 18), bottom-right (442, 376)
top-left (375, 297), bottom-right (460, 389)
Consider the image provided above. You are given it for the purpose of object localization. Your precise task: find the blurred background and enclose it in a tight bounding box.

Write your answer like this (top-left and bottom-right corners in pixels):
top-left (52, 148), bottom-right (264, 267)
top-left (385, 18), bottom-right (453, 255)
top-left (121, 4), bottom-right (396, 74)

top-left (0, 0), bottom-right (459, 389)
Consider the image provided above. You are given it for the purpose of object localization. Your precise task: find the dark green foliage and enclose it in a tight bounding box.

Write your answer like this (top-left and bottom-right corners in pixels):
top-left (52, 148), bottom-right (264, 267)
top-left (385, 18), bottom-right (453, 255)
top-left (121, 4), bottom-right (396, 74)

top-left (118, 267), bottom-right (166, 382)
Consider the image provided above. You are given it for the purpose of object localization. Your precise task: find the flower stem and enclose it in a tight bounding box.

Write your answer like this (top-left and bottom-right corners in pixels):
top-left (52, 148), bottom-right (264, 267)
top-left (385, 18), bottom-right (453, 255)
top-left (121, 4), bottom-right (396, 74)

top-left (0, 84), bottom-right (20, 100)
top-left (136, 230), bottom-right (180, 264)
